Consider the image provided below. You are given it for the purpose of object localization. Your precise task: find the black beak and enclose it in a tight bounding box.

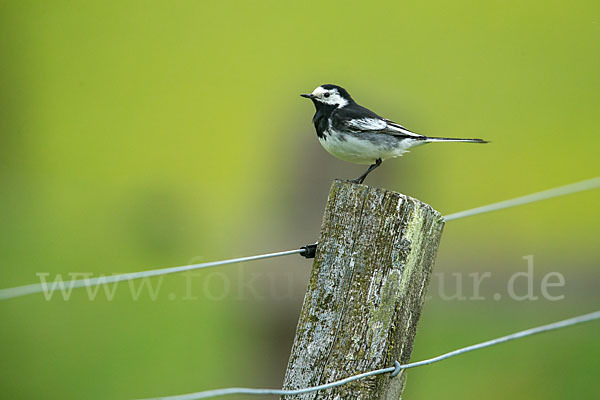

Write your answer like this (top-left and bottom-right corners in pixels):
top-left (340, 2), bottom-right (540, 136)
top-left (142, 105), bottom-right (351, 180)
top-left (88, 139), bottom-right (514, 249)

top-left (300, 93), bottom-right (314, 99)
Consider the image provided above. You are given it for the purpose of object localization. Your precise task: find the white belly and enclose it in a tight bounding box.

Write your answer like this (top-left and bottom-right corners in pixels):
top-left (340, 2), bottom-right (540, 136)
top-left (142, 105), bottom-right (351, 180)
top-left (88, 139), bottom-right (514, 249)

top-left (319, 130), bottom-right (421, 164)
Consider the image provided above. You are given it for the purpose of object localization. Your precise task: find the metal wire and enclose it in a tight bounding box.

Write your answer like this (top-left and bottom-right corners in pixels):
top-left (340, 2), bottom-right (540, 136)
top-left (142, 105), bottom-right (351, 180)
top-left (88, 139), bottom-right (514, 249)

top-left (0, 176), bottom-right (598, 301)
top-left (0, 248), bottom-right (305, 301)
top-left (137, 310), bottom-right (600, 400)
top-left (444, 177), bottom-right (599, 221)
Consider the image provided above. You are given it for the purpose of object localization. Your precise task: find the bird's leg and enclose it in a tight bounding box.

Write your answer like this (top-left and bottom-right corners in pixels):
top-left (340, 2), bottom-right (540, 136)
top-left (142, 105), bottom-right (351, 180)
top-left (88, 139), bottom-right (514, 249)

top-left (350, 158), bottom-right (382, 184)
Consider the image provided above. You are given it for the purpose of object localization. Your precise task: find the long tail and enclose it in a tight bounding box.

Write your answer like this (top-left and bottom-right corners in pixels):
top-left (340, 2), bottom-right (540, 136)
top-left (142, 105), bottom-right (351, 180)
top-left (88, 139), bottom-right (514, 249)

top-left (425, 136), bottom-right (489, 143)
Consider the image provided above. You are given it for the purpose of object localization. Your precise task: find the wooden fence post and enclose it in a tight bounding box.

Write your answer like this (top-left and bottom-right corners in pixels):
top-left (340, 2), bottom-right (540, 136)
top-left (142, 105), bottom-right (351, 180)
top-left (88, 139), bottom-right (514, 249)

top-left (282, 180), bottom-right (445, 399)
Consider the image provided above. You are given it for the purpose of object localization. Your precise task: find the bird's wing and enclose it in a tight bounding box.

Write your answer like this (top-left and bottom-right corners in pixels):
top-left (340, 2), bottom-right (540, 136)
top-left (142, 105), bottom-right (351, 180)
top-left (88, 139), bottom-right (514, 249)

top-left (344, 117), bottom-right (425, 139)
top-left (333, 104), bottom-right (425, 139)
top-left (381, 118), bottom-right (425, 138)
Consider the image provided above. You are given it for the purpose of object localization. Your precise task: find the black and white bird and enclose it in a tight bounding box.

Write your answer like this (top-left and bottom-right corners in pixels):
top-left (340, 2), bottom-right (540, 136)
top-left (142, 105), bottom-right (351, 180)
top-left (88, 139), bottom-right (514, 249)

top-left (301, 84), bottom-right (488, 184)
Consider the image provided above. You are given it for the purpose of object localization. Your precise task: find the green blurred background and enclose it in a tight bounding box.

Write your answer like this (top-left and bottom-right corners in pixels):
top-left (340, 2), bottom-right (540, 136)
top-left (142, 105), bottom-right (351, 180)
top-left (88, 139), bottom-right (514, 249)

top-left (1, 1), bottom-right (599, 398)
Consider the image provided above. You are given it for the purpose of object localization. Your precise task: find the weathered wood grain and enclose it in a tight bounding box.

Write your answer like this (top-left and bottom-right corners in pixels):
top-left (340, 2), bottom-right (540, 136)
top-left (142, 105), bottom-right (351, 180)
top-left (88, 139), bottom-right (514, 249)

top-left (282, 180), bottom-right (445, 399)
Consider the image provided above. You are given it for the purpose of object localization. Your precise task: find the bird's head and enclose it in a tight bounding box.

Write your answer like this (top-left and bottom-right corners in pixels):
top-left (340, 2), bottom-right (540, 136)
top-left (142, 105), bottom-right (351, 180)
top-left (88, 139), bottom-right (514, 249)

top-left (301, 84), bottom-right (353, 109)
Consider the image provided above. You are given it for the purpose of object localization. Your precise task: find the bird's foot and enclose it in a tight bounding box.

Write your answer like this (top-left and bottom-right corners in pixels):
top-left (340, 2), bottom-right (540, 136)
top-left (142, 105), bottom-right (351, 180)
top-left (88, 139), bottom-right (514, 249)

top-left (348, 177), bottom-right (365, 185)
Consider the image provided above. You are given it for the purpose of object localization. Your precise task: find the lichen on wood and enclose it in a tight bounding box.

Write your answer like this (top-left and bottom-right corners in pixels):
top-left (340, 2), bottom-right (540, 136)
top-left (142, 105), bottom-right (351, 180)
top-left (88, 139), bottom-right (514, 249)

top-left (282, 180), bottom-right (444, 399)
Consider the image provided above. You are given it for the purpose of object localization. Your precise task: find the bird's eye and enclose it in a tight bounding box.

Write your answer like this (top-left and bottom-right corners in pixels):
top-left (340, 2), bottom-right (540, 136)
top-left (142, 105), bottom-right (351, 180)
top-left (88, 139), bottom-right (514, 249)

top-left (324, 93), bottom-right (330, 98)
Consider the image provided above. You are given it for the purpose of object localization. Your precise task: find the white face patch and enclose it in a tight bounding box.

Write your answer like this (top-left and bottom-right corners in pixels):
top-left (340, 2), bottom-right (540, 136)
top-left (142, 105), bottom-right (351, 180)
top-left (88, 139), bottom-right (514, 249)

top-left (311, 86), bottom-right (349, 108)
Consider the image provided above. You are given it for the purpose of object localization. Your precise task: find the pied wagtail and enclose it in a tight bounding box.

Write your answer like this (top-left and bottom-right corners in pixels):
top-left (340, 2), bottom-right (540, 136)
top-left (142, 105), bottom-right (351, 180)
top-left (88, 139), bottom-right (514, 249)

top-left (301, 84), bottom-right (488, 184)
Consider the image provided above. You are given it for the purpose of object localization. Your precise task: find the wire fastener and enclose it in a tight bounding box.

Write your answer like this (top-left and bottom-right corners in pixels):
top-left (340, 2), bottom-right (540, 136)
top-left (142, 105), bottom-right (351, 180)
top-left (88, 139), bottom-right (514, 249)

top-left (390, 360), bottom-right (402, 377)
top-left (300, 243), bottom-right (318, 259)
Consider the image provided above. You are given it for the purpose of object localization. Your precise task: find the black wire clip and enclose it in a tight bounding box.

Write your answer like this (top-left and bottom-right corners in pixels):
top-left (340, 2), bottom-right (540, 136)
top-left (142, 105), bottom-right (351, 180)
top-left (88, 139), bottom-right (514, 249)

top-left (299, 243), bottom-right (318, 259)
